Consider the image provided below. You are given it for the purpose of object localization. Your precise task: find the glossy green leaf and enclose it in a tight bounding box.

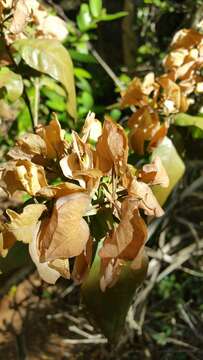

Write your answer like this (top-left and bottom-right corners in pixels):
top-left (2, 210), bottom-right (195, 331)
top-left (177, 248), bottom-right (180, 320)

top-left (174, 113), bottom-right (203, 130)
top-left (77, 4), bottom-right (95, 32)
top-left (82, 249), bottom-right (148, 341)
top-left (89, 0), bottom-right (102, 18)
top-left (13, 39), bottom-right (76, 118)
top-left (0, 67), bottom-right (23, 101)
top-left (152, 137), bottom-right (185, 206)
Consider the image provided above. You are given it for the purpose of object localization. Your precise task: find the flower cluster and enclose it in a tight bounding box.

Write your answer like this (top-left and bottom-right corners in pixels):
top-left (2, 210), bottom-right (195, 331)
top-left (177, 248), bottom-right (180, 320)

top-left (120, 28), bottom-right (203, 155)
top-left (0, 113), bottom-right (169, 291)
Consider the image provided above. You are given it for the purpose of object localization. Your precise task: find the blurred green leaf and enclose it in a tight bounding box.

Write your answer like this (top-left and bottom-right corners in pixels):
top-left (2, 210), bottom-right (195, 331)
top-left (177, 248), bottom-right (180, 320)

top-left (18, 106), bottom-right (32, 134)
top-left (74, 68), bottom-right (92, 79)
top-left (174, 113), bottom-right (203, 130)
top-left (13, 39), bottom-right (76, 118)
top-left (69, 50), bottom-right (97, 63)
top-left (152, 137), bottom-right (185, 206)
top-left (0, 67), bottom-right (23, 101)
top-left (100, 10), bottom-right (128, 21)
top-left (190, 126), bottom-right (203, 139)
top-left (110, 109), bottom-right (121, 121)
top-left (78, 91), bottom-right (94, 109)
top-left (40, 76), bottom-right (66, 97)
top-left (77, 4), bottom-right (95, 32)
top-left (89, 0), bottom-right (102, 18)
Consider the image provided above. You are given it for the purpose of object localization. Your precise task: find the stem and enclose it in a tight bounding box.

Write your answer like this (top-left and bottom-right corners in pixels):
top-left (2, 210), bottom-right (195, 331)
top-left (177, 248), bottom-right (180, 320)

top-left (33, 78), bottom-right (40, 128)
top-left (89, 45), bottom-right (126, 92)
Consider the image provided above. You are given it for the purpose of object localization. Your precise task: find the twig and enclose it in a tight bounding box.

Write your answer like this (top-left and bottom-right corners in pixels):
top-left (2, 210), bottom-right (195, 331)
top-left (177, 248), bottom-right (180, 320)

top-left (180, 176), bottom-right (203, 200)
top-left (156, 239), bottom-right (203, 282)
top-left (134, 260), bottom-right (161, 307)
top-left (178, 303), bottom-right (203, 342)
top-left (69, 325), bottom-right (103, 339)
top-left (89, 45), bottom-right (126, 91)
top-left (62, 338), bottom-right (108, 344)
top-left (176, 216), bottom-right (200, 245)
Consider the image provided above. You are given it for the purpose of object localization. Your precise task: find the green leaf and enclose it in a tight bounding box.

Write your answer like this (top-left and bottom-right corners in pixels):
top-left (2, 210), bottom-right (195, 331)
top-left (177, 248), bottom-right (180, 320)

top-left (82, 248), bottom-right (148, 341)
top-left (174, 113), bottom-right (203, 130)
top-left (0, 67), bottom-right (23, 101)
top-left (69, 50), bottom-right (97, 63)
top-left (78, 91), bottom-right (94, 109)
top-left (152, 137), bottom-right (185, 206)
top-left (74, 68), bottom-right (92, 79)
top-left (46, 98), bottom-right (66, 112)
top-left (190, 126), bottom-right (203, 139)
top-left (13, 39), bottom-right (76, 118)
top-left (77, 4), bottom-right (95, 32)
top-left (40, 76), bottom-right (66, 97)
top-left (89, 0), bottom-right (102, 18)
top-left (100, 10), bottom-right (128, 21)
top-left (18, 106), bottom-right (32, 134)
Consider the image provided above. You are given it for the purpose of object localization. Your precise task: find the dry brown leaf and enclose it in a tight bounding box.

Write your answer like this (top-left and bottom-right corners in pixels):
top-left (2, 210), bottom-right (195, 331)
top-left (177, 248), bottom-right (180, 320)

top-left (37, 15), bottom-right (68, 41)
top-left (29, 223), bottom-right (63, 284)
top-left (10, 0), bottom-right (30, 34)
top-left (100, 258), bottom-right (124, 292)
top-left (0, 160), bottom-right (48, 196)
top-left (36, 116), bottom-right (67, 159)
top-left (49, 258), bottom-right (70, 279)
top-left (96, 117), bottom-right (128, 174)
top-left (128, 107), bottom-right (160, 155)
top-left (171, 29), bottom-right (203, 50)
top-left (147, 122), bottom-right (168, 152)
top-left (72, 237), bottom-right (93, 284)
top-left (99, 197), bottom-right (148, 291)
top-left (38, 192), bottom-right (90, 262)
top-left (36, 182), bottom-right (84, 199)
top-left (138, 156), bottom-right (169, 188)
top-left (81, 112), bottom-right (102, 143)
top-left (60, 131), bottom-right (101, 194)
top-left (128, 178), bottom-right (164, 217)
top-left (5, 204), bottom-right (46, 243)
top-left (120, 77), bottom-right (148, 108)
